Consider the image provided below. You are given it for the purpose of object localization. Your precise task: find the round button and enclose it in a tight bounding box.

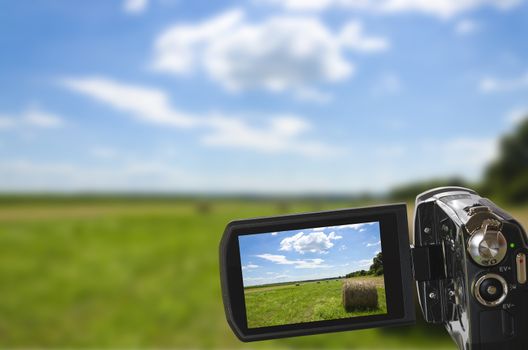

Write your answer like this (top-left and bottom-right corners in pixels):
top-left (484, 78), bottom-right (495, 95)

top-left (479, 238), bottom-right (501, 258)
top-left (474, 273), bottom-right (508, 307)
top-left (467, 229), bottom-right (507, 266)
top-left (479, 278), bottom-right (504, 303)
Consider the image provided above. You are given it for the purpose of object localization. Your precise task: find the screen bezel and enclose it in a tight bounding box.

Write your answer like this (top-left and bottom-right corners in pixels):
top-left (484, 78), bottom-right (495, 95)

top-left (219, 204), bottom-right (415, 341)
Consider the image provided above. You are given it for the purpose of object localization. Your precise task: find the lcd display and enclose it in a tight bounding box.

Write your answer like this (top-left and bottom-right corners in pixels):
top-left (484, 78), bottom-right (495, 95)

top-left (238, 221), bottom-right (386, 328)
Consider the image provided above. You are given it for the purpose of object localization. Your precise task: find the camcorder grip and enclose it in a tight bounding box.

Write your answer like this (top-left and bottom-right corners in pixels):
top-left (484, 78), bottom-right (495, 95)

top-left (219, 187), bottom-right (528, 350)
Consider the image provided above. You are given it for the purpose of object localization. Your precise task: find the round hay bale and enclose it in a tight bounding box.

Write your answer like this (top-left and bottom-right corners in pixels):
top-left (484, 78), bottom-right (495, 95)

top-left (342, 280), bottom-right (378, 312)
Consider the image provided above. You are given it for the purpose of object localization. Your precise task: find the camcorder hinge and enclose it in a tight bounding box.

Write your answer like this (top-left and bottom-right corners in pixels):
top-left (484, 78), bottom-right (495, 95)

top-left (411, 245), bottom-right (446, 282)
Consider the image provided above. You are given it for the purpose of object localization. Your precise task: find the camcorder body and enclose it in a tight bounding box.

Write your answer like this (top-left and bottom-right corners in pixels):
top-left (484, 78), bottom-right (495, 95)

top-left (414, 188), bottom-right (528, 349)
top-left (219, 187), bottom-right (528, 350)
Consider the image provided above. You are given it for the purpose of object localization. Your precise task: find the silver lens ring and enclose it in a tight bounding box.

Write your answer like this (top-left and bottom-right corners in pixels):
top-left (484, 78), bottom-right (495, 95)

top-left (473, 273), bottom-right (508, 307)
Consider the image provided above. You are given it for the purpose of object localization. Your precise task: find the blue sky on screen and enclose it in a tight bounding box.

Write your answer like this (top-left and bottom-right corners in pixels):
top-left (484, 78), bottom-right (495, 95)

top-left (239, 222), bottom-right (381, 286)
top-left (0, 0), bottom-right (527, 193)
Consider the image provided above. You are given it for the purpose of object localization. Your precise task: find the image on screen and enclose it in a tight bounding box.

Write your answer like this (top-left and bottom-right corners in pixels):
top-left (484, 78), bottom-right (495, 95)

top-left (238, 222), bottom-right (386, 328)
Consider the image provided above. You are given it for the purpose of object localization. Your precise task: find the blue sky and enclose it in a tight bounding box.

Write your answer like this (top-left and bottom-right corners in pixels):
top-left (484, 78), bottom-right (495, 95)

top-left (239, 222), bottom-right (381, 286)
top-left (0, 0), bottom-right (527, 193)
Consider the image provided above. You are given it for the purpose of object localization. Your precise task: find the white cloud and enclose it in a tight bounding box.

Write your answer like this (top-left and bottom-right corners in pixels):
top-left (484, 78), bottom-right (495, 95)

top-left (454, 19), bottom-right (479, 35)
top-left (271, 232), bottom-right (278, 236)
top-left (123, 0), bottom-right (149, 14)
top-left (151, 9), bottom-right (388, 96)
top-left (279, 231), bottom-right (342, 254)
top-left (256, 253), bottom-right (330, 268)
top-left (260, 0), bottom-right (522, 18)
top-left (202, 114), bottom-right (340, 156)
top-left (479, 72), bottom-right (528, 93)
top-left (61, 76), bottom-right (340, 157)
top-left (0, 108), bottom-right (63, 131)
top-left (61, 77), bottom-right (196, 128)
top-left (366, 240), bottom-right (381, 247)
top-left (242, 264), bottom-right (260, 270)
top-left (23, 109), bottom-right (63, 128)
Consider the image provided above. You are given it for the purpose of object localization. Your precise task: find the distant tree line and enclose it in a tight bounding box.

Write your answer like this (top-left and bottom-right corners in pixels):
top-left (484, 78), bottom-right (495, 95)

top-left (346, 252), bottom-right (383, 278)
top-left (388, 117), bottom-right (528, 205)
top-left (482, 118), bottom-right (528, 204)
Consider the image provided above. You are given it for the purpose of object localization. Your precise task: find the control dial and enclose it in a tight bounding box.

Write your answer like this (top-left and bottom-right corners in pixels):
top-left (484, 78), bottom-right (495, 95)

top-left (473, 273), bottom-right (508, 307)
top-left (467, 220), bottom-right (507, 266)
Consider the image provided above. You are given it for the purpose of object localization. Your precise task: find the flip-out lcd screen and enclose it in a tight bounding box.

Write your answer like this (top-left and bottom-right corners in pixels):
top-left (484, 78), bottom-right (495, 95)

top-left (219, 204), bottom-right (415, 341)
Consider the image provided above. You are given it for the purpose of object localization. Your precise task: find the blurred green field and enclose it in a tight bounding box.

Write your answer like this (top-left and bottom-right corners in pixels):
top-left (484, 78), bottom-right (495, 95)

top-left (245, 277), bottom-right (386, 328)
top-left (1, 198), bottom-right (525, 348)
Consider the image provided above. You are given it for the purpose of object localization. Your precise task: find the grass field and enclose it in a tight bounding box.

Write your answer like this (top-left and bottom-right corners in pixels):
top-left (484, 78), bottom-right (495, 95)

top-left (245, 277), bottom-right (386, 328)
top-left (0, 197), bottom-right (525, 348)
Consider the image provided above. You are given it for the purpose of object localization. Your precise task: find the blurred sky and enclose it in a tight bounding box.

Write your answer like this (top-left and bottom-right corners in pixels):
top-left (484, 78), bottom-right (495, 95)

top-left (0, 0), bottom-right (527, 194)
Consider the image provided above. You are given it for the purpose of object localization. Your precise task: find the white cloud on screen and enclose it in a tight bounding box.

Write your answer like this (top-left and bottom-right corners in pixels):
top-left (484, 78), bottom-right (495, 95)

top-left (260, 0), bottom-right (522, 18)
top-left (479, 72), bottom-right (528, 93)
top-left (366, 240), bottom-right (381, 247)
top-left (242, 264), bottom-right (260, 270)
top-left (61, 76), bottom-right (340, 157)
top-left (123, 0), bottom-right (149, 14)
top-left (151, 9), bottom-right (388, 96)
top-left (256, 253), bottom-right (330, 268)
top-left (354, 258), bottom-right (374, 269)
top-left (279, 231), bottom-right (343, 254)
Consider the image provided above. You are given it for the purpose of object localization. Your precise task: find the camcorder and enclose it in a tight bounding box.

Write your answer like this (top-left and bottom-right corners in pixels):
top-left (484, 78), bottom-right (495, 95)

top-left (219, 187), bottom-right (528, 350)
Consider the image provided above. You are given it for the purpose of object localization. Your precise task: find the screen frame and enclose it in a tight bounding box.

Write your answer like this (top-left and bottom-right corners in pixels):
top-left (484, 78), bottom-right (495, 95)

top-left (219, 204), bottom-right (415, 341)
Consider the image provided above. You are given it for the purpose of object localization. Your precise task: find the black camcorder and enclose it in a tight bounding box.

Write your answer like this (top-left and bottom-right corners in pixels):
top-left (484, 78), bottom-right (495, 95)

top-left (219, 187), bottom-right (528, 350)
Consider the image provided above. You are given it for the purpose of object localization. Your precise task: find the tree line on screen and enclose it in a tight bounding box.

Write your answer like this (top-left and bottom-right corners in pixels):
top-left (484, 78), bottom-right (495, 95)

top-left (345, 252), bottom-right (383, 278)
top-left (388, 117), bottom-right (528, 205)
